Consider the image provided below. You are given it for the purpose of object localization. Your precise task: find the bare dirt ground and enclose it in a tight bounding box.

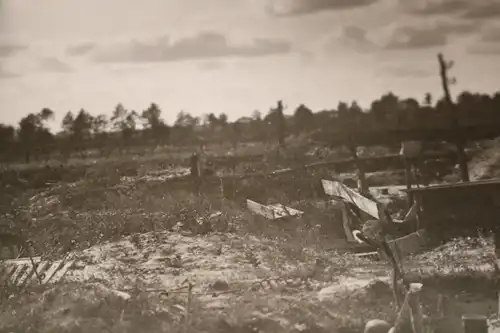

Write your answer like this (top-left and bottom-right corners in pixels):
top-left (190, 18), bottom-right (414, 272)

top-left (1, 143), bottom-right (500, 332)
top-left (2, 232), bottom-right (499, 333)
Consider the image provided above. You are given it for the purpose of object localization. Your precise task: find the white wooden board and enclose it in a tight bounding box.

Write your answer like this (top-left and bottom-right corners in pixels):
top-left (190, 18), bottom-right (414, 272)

top-left (246, 200), bottom-right (303, 220)
top-left (247, 200), bottom-right (276, 220)
top-left (267, 204), bottom-right (304, 219)
top-left (0, 258), bottom-right (79, 287)
top-left (322, 179), bottom-right (381, 219)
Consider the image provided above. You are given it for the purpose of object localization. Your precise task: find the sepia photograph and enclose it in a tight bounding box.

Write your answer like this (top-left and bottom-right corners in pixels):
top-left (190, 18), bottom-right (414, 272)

top-left (1, 0), bottom-right (500, 332)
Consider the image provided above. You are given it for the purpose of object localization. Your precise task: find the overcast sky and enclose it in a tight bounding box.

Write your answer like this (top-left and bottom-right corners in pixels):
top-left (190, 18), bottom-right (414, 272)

top-left (0, 0), bottom-right (499, 128)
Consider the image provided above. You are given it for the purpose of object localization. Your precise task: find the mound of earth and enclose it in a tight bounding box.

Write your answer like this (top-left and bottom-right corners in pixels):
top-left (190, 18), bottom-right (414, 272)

top-left (65, 231), bottom-right (375, 299)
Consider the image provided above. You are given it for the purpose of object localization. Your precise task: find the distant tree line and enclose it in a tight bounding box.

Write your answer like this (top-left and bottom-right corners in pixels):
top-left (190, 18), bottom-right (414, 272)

top-left (0, 90), bottom-right (499, 163)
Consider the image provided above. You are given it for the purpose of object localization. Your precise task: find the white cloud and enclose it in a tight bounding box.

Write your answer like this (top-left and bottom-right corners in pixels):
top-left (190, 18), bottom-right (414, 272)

top-left (269, 0), bottom-right (381, 16)
top-left (0, 64), bottom-right (19, 78)
top-left (0, 42), bottom-right (26, 58)
top-left (0, 0), bottom-right (498, 128)
top-left (39, 57), bottom-right (72, 73)
top-left (88, 33), bottom-right (292, 63)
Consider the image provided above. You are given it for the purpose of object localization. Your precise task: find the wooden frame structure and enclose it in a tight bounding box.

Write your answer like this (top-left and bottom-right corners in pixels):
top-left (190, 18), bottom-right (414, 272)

top-left (403, 179), bottom-right (500, 242)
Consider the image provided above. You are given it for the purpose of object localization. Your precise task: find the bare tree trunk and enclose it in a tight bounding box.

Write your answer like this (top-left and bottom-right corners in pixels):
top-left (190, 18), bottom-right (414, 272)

top-left (438, 53), bottom-right (469, 182)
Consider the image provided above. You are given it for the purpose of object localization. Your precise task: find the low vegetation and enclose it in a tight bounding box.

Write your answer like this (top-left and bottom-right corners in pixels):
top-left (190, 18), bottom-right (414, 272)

top-left (2, 148), bottom-right (500, 332)
top-left (2, 90), bottom-right (500, 332)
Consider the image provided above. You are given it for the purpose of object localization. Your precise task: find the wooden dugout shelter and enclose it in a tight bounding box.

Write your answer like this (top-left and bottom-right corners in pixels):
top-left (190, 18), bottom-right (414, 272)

top-left (403, 179), bottom-right (500, 243)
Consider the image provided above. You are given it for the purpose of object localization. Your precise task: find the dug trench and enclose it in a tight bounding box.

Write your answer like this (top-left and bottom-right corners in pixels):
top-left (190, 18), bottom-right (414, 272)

top-left (2, 234), bottom-right (500, 333)
top-left (2, 163), bottom-right (500, 332)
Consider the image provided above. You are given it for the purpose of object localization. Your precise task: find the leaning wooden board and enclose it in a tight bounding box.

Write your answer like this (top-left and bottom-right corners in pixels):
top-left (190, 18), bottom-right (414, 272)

top-left (322, 180), bottom-right (381, 219)
top-left (247, 199), bottom-right (276, 220)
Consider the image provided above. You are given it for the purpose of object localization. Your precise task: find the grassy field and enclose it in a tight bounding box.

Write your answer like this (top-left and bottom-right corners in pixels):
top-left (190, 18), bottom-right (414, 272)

top-left (1, 142), bottom-right (499, 333)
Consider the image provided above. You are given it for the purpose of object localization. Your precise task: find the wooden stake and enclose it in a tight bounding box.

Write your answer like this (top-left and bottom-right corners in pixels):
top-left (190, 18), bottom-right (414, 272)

top-left (392, 283), bottom-right (424, 333)
top-left (438, 53), bottom-right (469, 182)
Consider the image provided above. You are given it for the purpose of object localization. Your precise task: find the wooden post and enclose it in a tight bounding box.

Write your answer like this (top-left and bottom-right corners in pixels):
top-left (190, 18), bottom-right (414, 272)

top-left (341, 202), bottom-right (356, 242)
top-left (462, 315), bottom-right (488, 333)
top-left (403, 157), bottom-right (413, 207)
top-left (392, 283), bottom-right (423, 331)
top-left (414, 195), bottom-right (422, 231)
top-left (408, 283), bottom-right (424, 333)
top-left (438, 53), bottom-right (469, 182)
top-left (347, 140), bottom-right (368, 196)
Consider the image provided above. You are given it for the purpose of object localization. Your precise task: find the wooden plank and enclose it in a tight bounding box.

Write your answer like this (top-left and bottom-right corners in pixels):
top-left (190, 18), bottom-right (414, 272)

top-left (384, 229), bottom-right (427, 259)
top-left (16, 264), bottom-right (34, 286)
top-left (354, 251), bottom-right (380, 260)
top-left (322, 180), bottom-right (381, 219)
top-left (4, 257), bottom-right (42, 265)
top-left (28, 261), bottom-right (50, 284)
top-left (17, 260), bottom-right (50, 286)
top-left (48, 260), bottom-right (75, 283)
top-left (270, 168), bottom-right (293, 175)
top-left (11, 264), bottom-right (28, 285)
top-left (246, 200), bottom-right (303, 220)
top-left (0, 259), bottom-right (78, 286)
top-left (41, 261), bottom-right (63, 284)
top-left (266, 204), bottom-right (303, 219)
top-left (405, 178), bottom-right (500, 193)
top-left (247, 199), bottom-right (276, 220)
